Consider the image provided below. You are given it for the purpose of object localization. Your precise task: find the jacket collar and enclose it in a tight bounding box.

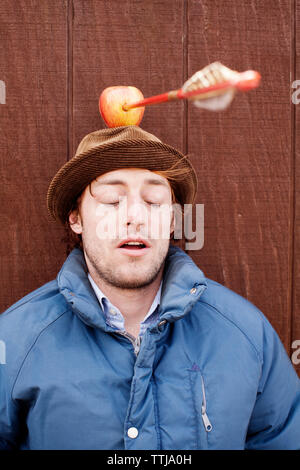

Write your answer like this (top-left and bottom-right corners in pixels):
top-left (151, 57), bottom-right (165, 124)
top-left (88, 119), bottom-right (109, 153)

top-left (57, 245), bottom-right (207, 331)
top-left (158, 245), bottom-right (207, 323)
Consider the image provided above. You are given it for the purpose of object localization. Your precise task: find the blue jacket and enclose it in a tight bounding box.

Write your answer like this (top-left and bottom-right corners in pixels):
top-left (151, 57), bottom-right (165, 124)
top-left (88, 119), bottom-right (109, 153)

top-left (0, 245), bottom-right (299, 450)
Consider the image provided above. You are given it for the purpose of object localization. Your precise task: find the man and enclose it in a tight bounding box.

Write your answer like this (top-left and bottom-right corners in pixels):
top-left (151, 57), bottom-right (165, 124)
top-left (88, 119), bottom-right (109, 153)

top-left (0, 126), bottom-right (299, 450)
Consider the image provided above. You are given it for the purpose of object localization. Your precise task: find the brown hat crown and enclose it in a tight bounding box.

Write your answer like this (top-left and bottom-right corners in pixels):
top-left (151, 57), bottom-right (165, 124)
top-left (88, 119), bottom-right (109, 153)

top-left (47, 126), bottom-right (197, 224)
top-left (75, 126), bottom-right (162, 156)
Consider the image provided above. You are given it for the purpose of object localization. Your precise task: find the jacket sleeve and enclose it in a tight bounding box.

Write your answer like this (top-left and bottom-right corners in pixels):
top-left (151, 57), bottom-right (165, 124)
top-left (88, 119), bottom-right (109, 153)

top-left (0, 360), bottom-right (22, 449)
top-left (245, 317), bottom-right (300, 450)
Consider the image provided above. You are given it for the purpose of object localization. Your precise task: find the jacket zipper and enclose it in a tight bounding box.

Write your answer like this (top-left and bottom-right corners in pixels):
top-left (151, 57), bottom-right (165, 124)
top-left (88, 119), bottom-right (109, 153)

top-left (117, 331), bottom-right (141, 356)
top-left (113, 320), bottom-right (166, 357)
top-left (200, 375), bottom-right (213, 432)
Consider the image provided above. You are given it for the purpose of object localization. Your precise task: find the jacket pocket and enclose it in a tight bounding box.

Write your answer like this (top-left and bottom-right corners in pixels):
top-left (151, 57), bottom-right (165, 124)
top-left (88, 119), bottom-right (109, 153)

top-left (188, 367), bottom-right (213, 449)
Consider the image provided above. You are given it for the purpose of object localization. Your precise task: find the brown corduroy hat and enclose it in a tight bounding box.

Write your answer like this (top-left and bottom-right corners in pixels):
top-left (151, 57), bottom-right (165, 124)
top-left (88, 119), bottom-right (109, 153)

top-left (47, 126), bottom-right (198, 224)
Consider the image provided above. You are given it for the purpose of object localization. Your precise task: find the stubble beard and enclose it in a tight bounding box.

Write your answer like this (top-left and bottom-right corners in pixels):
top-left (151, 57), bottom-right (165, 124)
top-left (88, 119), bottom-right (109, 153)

top-left (82, 236), bottom-right (170, 290)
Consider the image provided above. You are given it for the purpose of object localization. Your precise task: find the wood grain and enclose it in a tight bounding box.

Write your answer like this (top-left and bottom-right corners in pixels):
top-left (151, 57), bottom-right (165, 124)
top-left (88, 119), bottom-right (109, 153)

top-left (293, 0), bottom-right (300, 375)
top-left (0, 0), bottom-right (68, 310)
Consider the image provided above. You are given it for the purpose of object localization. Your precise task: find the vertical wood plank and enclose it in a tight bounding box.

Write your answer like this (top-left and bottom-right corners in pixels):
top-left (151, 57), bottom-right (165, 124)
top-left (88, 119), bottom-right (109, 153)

top-left (293, 0), bottom-right (300, 375)
top-left (0, 1), bottom-right (68, 310)
top-left (187, 0), bottom-right (293, 354)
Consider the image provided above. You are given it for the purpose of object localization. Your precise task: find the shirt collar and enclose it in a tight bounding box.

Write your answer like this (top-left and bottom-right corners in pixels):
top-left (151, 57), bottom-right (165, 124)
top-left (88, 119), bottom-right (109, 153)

top-left (87, 273), bottom-right (162, 324)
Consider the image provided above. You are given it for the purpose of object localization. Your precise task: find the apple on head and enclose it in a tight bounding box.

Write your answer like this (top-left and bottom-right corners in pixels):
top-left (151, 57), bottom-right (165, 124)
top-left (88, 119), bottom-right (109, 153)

top-left (99, 86), bottom-right (145, 128)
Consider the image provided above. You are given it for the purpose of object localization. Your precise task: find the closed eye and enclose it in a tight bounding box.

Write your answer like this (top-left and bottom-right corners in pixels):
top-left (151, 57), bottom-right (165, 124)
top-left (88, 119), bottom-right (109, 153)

top-left (99, 201), bottom-right (120, 207)
top-left (146, 201), bottom-right (161, 207)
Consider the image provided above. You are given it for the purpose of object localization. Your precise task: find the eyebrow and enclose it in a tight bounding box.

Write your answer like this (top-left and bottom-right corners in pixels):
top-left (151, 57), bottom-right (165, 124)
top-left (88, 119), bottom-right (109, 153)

top-left (95, 178), bottom-right (170, 189)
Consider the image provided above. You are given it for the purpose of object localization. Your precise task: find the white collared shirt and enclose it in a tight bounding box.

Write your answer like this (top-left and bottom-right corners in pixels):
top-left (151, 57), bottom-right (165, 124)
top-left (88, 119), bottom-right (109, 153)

top-left (88, 273), bottom-right (162, 338)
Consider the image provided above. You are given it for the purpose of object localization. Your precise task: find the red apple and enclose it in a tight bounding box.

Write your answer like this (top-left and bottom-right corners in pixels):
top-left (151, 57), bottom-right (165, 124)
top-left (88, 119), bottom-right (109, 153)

top-left (99, 86), bottom-right (145, 128)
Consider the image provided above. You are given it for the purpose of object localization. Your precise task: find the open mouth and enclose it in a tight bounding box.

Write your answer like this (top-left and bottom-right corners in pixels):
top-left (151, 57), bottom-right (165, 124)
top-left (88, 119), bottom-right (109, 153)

top-left (117, 239), bottom-right (150, 256)
top-left (120, 241), bottom-right (147, 249)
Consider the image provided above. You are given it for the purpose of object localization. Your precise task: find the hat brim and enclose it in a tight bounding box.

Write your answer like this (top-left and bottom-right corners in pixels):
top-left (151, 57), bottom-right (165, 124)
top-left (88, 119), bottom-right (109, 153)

top-left (47, 139), bottom-right (197, 224)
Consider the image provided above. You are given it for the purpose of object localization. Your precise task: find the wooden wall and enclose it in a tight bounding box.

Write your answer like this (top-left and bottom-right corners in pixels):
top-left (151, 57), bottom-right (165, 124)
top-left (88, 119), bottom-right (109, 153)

top-left (0, 0), bottom-right (299, 376)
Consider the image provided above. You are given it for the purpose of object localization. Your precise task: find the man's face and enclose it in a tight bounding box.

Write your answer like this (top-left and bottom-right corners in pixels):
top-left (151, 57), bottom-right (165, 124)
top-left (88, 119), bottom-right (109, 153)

top-left (69, 168), bottom-right (174, 289)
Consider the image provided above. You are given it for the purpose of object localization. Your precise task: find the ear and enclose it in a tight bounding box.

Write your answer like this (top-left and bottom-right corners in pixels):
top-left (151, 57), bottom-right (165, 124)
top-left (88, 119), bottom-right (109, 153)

top-left (69, 209), bottom-right (83, 235)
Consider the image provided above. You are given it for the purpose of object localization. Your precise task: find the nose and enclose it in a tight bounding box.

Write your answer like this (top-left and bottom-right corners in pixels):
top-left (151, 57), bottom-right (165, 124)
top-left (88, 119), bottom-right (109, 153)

top-left (125, 196), bottom-right (148, 230)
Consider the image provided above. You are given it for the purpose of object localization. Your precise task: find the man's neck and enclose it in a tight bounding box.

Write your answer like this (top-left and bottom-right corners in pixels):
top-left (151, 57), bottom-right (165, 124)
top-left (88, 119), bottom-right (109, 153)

top-left (87, 265), bottom-right (164, 337)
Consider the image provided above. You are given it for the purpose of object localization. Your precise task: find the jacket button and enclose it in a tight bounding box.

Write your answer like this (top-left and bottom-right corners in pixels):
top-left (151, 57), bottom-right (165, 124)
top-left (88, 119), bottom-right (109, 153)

top-left (127, 427), bottom-right (139, 439)
top-left (190, 287), bottom-right (197, 294)
top-left (158, 320), bottom-right (167, 328)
